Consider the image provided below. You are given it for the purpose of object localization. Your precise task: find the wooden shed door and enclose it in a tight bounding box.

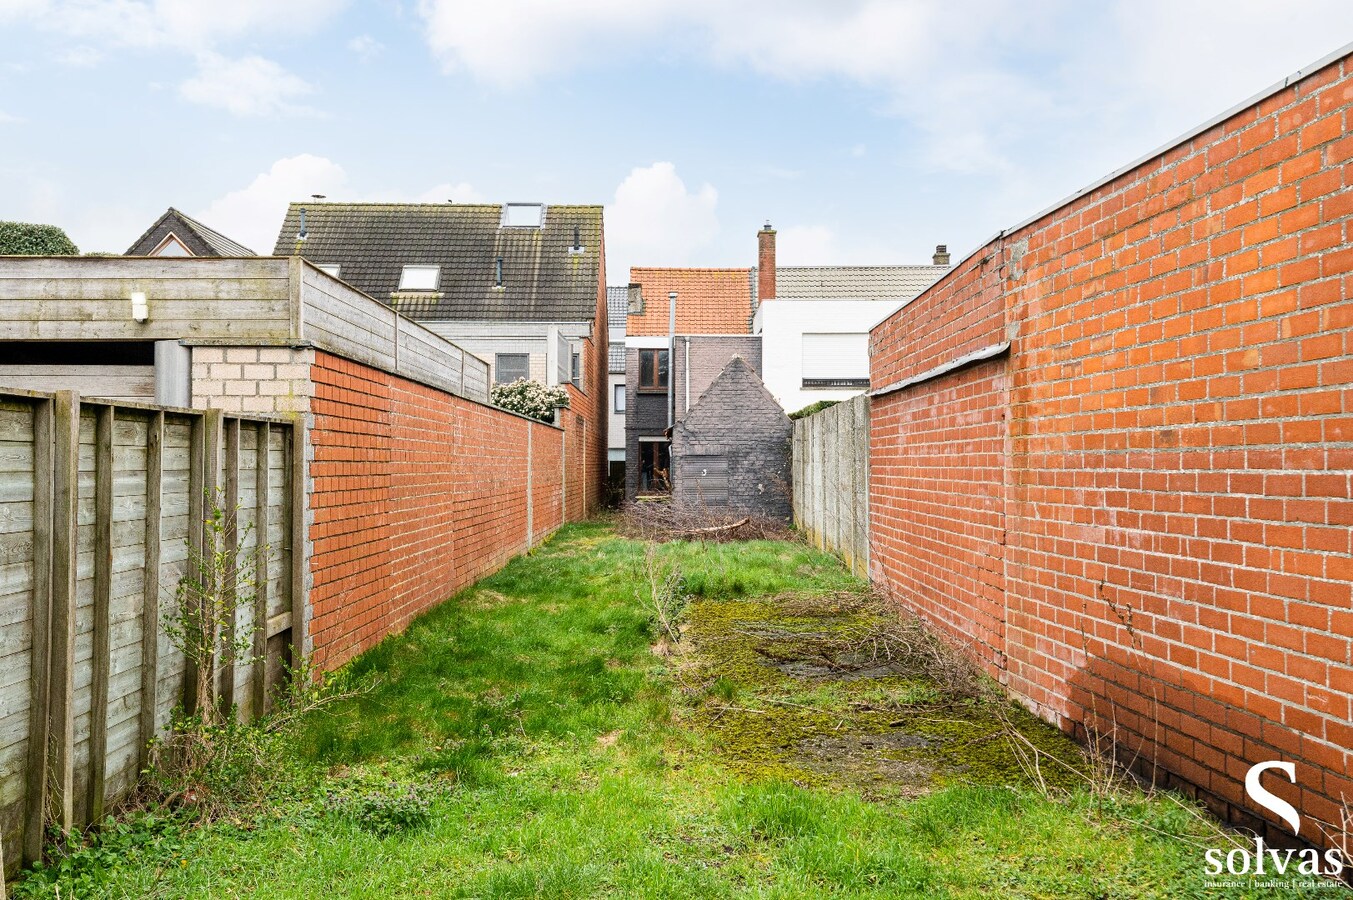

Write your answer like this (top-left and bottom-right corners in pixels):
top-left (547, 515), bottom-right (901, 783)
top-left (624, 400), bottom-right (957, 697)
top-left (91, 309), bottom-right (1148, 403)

top-left (680, 454), bottom-right (728, 507)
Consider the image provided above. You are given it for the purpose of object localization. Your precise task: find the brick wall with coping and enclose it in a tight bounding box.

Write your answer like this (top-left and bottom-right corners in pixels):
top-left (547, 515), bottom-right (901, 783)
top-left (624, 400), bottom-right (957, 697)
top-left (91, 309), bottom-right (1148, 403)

top-left (307, 349), bottom-right (569, 670)
top-left (869, 52), bottom-right (1352, 844)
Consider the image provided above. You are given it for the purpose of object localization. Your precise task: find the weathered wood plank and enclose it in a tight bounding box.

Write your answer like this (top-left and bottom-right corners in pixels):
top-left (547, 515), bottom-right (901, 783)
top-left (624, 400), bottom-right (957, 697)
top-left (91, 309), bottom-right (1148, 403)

top-left (0, 367), bottom-right (155, 402)
top-left (48, 392), bottom-right (78, 836)
top-left (251, 423), bottom-right (270, 716)
top-left (137, 413), bottom-right (162, 773)
top-left (87, 405), bottom-right (114, 825)
top-left (221, 418), bottom-right (239, 718)
top-left (287, 422), bottom-right (305, 668)
top-left (22, 398), bottom-right (51, 863)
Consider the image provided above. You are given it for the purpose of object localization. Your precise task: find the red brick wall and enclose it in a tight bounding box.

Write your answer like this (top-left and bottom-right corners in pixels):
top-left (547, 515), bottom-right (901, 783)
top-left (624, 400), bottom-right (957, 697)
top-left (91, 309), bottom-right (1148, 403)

top-left (870, 53), bottom-right (1352, 841)
top-left (307, 350), bottom-right (572, 671)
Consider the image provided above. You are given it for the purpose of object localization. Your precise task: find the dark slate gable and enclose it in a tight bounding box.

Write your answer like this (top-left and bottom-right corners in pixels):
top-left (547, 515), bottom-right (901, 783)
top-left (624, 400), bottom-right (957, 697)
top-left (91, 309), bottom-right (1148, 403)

top-left (672, 356), bottom-right (793, 519)
top-left (125, 208), bottom-right (256, 257)
top-left (272, 202), bottom-right (603, 323)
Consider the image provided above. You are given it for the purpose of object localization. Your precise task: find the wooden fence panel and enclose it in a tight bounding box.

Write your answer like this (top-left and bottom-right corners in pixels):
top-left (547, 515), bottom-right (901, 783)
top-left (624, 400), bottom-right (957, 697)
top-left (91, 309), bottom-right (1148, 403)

top-left (0, 390), bottom-right (300, 875)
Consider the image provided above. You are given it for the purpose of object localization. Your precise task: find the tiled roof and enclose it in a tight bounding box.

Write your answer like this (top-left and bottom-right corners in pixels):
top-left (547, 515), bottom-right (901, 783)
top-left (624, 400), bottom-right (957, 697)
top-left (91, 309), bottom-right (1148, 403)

top-left (272, 202), bottom-right (603, 323)
top-left (125, 208), bottom-right (256, 257)
top-left (606, 285), bottom-right (629, 329)
top-left (627, 268), bottom-right (754, 336)
top-left (752, 265), bottom-right (949, 301)
top-left (608, 344), bottom-right (626, 373)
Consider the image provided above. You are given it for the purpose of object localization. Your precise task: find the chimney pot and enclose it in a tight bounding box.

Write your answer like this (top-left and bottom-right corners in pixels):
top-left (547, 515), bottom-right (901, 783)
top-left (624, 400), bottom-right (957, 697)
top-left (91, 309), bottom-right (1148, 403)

top-left (933, 243), bottom-right (951, 266)
top-left (757, 222), bottom-right (777, 302)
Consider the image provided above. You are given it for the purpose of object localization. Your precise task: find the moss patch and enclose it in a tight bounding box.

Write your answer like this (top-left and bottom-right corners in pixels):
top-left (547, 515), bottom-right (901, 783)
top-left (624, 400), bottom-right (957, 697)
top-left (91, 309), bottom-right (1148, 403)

top-left (682, 592), bottom-right (1088, 799)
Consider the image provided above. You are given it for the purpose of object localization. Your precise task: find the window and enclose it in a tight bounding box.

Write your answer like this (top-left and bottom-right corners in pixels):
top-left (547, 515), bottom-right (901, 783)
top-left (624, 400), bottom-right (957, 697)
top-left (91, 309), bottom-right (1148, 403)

top-left (151, 233), bottom-right (192, 257)
top-left (638, 441), bottom-right (670, 493)
top-left (502, 203), bottom-right (544, 228)
top-left (613, 384), bottom-right (625, 413)
top-left (495, 353), bottom-right (530, 384)
top-left (318, 264), bottom-right (341, 278)
top-left (398, 265), bottom-right (440, 291)
top-left (801, 332), bottom-right (870, 389)
top-left (638, 349), bottom-right (669, 391)
top-left (571, 352), bottom-right (581, 389)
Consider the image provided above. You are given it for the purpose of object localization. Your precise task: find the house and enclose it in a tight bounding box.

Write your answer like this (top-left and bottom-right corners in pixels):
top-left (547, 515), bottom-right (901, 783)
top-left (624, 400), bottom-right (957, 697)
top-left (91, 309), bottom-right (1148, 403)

top-left (622, 224), bottom-right (948, 504)
top-left (750, 225), bottom-right (951, 414)
top-left (671, 355), bottom-right (792, 518)
top-left (125, 207), bottom-right (256, 257)
top-left (271, 200), bottom-right (609, 511)
top-left (622, 267), bottom-right (757, 500)
top-left (606, 285), bottom-right (630, 498)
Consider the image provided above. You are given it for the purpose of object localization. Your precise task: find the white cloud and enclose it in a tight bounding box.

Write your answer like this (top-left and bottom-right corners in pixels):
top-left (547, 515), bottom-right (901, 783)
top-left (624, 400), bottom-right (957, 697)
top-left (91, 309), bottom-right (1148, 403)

top-left (414, 0), bottom-right (1353, 211)
top-left (179, 53), bottom-right (318, 117)
top-left (195, 154), bottom-right (349, 254)
top-left (605, 162), bottom-right (719, 281)
top-left (0, 110), bottom-right (23, 124)
top-left (347, 34), bottom-right (384, 61)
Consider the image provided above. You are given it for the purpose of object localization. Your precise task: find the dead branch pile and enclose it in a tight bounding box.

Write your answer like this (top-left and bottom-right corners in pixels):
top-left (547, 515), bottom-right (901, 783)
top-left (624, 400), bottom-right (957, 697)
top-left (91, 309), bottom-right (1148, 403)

top-left (618, 500), bottom-right (794, 543)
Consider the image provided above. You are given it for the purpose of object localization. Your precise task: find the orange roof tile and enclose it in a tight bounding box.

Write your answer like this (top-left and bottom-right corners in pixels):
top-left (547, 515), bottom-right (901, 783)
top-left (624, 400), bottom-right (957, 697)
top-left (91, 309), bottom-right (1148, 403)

top-left (627, 267), bottom-right (754, 336)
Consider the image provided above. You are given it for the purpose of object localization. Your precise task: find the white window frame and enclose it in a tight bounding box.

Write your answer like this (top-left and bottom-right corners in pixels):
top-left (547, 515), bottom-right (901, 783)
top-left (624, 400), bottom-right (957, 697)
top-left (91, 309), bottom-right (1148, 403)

top-left (317, 264), bottom-right (341, 278)
top-left (613, 383), bottom-right (625, 414)
top-left (398, 265), bottom-right (441, 291)
top-left (501, 203), bottom-right (544, 228)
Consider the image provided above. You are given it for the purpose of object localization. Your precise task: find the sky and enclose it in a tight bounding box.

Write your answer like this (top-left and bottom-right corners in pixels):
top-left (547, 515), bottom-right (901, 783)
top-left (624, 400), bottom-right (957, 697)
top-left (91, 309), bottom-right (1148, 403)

top-left (1, 1), bottom-right (1351, 283)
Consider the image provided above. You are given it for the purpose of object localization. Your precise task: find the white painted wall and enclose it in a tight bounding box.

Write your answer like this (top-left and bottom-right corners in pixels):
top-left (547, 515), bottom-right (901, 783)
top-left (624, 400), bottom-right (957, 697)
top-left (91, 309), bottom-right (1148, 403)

top-left (607, 371), bottom-right (625, 456)
top-left (753, 299), bottom-right (903, 414)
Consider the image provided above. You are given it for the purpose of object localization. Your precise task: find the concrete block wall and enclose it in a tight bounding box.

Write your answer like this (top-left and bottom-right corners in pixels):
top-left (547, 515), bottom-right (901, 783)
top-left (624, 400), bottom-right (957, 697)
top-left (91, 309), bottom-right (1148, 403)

top-left (191, 346), bottom-right (315, 415)
top-left (868, 50), bottom-right (1353, 843)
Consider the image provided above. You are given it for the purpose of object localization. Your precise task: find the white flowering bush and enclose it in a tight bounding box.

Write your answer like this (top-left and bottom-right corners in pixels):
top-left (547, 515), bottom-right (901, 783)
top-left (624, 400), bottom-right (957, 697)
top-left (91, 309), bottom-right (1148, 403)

top-left (491, 379), bottom-right (571, 422)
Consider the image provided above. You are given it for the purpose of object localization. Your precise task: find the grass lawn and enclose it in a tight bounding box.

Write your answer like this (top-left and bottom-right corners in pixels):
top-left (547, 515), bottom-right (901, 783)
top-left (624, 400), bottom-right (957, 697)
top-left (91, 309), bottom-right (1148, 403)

top-left (15, 523), bottom-right (1344, 898)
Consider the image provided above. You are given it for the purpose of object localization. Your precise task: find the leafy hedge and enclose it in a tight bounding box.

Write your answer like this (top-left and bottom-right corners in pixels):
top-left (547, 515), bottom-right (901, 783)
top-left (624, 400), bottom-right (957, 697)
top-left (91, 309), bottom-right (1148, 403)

top-left (0, 221), bottom-right (79, 255)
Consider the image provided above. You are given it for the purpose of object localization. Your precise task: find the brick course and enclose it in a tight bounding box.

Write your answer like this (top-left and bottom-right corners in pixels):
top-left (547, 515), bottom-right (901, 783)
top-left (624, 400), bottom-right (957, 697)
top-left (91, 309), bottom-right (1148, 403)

top-left (869, 53), bottom-right (1353, 842)
top-left (307, 350), bottom-right (573, 670)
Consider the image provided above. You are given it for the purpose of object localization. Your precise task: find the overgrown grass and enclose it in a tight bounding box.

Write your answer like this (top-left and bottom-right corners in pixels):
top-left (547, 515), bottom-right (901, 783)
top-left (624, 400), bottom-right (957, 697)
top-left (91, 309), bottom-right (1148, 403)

top-left (14, 523), bottom-right (1343, 898)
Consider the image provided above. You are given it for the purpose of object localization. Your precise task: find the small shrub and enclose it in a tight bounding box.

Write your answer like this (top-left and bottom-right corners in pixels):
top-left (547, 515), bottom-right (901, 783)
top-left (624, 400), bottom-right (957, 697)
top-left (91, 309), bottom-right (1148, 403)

top-left (638, 546), bottom-right (688, 642)
top-left (491, 379), bottom-right (570, 422)
top-left (0, 221), bottom-right (78, 255)
top-left (326, 782), bottom-right (433, 837)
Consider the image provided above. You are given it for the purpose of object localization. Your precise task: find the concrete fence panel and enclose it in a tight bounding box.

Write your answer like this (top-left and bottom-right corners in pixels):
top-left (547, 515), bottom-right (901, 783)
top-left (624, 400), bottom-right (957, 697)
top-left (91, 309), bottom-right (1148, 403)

top-left (791, 393), bottom-right (869, 577)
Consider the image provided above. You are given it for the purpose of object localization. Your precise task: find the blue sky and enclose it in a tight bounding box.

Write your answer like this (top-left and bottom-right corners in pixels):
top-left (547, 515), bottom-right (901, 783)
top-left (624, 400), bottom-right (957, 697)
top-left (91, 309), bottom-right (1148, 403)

top-left (2, 1), bottom-right (1351, 282)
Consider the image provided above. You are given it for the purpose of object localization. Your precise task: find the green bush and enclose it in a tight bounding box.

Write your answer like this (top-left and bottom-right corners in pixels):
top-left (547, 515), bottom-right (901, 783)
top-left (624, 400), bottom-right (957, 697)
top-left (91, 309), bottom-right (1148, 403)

top-left (0, 221), bottom-right (78, 255)
top-left (788, 399), bottom-right (839, 420)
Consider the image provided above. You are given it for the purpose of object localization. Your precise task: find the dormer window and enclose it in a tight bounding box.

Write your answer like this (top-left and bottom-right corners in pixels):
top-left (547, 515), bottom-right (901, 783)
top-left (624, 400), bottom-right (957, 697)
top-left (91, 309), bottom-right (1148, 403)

top-left (398, 265), bottom-right (440, 291)
top-left (502, 203), bottom-right (544, 228)
top-left (318, 264), bottom-right (341, 278)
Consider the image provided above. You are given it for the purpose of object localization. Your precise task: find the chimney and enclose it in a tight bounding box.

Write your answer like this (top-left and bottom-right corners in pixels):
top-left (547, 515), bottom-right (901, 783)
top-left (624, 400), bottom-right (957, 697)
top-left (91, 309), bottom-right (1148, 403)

top-left (757, 221), bottom-right (776, 302)
top-left (933, 243), bottom-right (950, 266)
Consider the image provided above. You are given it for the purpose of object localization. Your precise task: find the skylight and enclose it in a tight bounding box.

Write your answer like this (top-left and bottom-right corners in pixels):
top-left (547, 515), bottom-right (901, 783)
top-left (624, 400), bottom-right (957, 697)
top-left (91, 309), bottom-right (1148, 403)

top-left (398, 265), bottom-right (440, 291)
top-left (502, 203), bottom-right (544, 228)
top-left (318, 264), bottom-right (341, 278)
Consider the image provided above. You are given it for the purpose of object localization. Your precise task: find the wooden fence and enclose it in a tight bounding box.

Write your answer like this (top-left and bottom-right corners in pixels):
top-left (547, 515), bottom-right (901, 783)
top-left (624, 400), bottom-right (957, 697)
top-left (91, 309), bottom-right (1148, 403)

top-left (0, 389), bottom-right (302, 875)
top-left (791, 394), bottom-right (869, 578)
